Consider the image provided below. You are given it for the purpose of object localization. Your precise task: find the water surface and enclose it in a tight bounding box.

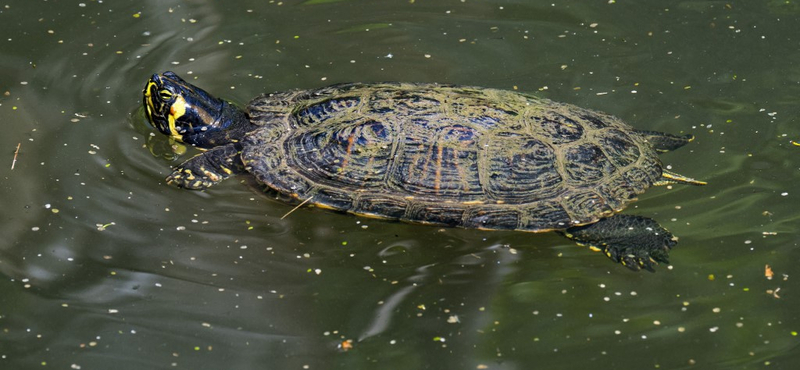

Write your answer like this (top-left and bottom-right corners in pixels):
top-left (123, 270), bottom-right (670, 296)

top-left (1, 1), bottom-right (799, 369)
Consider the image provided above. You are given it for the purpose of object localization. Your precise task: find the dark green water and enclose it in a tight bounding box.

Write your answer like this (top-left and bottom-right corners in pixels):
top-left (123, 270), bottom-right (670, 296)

top-left (1, 1), bottom-right (799, 369)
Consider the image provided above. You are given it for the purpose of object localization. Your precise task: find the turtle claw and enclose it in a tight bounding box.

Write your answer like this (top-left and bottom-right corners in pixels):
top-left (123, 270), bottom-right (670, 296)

top-left (166, 167), bottom-right (219, 190)
top-left (604, 240), bottom-right (672, 273)
top-left (164, 144), bottom-right (244, 190)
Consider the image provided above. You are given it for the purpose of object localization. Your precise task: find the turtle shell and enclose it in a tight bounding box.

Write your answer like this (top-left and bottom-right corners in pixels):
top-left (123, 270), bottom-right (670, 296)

top-left (240, 83), bottom-right (662, 231)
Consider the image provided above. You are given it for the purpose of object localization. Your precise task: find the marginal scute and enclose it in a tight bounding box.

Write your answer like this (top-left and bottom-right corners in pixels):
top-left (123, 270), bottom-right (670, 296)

top-left (530, 111), bottom-right (585, 144)
top-left (561, 191), bottom-right (613, 224)
top-left (579, 113), bottom-right (611, 129)
top-left (520, 200), bottom-right (572, 230)
top-left (313, 187), bottom-right (356, 211)
top-left (294, 96), bottom-right (361, 126)
top-left (406, 202), bottom-right (466, 227)
top-left (241, 82), bottom-right (664, 232)
top-left (354, 194), bottom-right (409, 219)
top-left (450, 96), bottom-right (519, 130)
top-left (464, 207), bottom-right (520, 230)
top-left (248, 91), bottom-right (299, 126)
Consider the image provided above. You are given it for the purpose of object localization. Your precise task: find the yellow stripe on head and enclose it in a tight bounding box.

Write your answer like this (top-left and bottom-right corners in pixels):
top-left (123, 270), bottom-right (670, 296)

top-left (143, 80), bottom-right (158, 123)
top-left (168, 95), bottom-right (187, 141)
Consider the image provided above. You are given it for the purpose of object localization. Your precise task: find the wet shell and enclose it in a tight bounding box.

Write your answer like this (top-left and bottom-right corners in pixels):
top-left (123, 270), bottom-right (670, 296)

top-left (240, 83), bottom-right (661, 232)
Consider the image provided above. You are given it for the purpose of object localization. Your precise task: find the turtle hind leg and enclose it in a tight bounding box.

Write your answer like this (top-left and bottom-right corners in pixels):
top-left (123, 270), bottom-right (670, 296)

top-left (559, 214), bottom-right (678, 272)
top-left (635, 130), bottom-right (695, 153)
top-left (166, 143), bottom-right (244, 190)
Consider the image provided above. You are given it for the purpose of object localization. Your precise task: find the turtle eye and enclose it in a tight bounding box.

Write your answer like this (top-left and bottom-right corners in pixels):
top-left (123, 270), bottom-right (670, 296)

top-left (159, 89), bottom-right (173, 101)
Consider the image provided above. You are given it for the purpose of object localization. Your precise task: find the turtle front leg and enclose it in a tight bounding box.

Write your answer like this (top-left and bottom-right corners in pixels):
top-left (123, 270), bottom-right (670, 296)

top-left (166, 143), bottom-right (244, 190)
top-left (560, 214), bottom-right (678, 272)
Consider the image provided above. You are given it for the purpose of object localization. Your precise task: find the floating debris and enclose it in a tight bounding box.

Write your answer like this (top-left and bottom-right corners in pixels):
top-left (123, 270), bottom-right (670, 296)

top-left (280, 196), bottom-right (313, 219)
top-left (11, 142), bottom-right (20, 169)
top-left (339, 339), bottom-right (353, 351)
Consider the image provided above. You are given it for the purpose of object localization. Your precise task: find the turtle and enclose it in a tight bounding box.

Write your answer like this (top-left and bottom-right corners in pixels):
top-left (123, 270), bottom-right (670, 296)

top-left (142, 71), bottom-right (705, 271)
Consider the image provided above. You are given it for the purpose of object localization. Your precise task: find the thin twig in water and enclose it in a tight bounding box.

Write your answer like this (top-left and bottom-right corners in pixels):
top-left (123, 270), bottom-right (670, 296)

top-left (281, 196), bottom-right (314, 220)
top-left (11, 142), bottom-right (20, 170)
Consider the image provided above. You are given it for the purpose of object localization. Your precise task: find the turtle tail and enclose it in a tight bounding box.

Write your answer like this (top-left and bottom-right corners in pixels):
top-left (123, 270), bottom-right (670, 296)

top-left (635, 130), bottom-right (707, 186)
top-left (655, 169), bottom-right (707, 186)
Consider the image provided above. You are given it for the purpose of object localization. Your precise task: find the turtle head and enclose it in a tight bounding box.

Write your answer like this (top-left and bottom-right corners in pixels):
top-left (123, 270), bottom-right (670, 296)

top-left (142, 71), bottom-right (250, 148)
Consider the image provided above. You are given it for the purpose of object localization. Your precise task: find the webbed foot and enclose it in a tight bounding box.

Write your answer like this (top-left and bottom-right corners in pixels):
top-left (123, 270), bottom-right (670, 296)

top-left (561, 214), bottom-right (678, 272)
top-left (166, 144), bottom-right (243, 190)
top-left (167, 166), bottom-right (224, 190)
